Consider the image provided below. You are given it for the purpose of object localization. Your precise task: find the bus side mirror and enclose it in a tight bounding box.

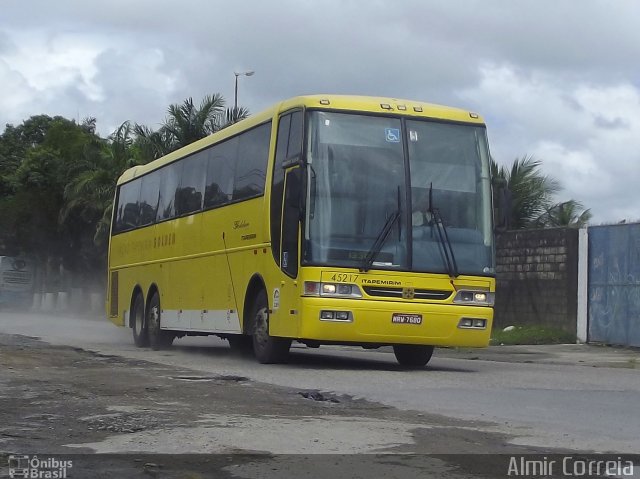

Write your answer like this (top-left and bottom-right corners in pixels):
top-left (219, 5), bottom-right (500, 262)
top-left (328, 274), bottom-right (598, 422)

top-left (492, 178), bottom-right (511, 232)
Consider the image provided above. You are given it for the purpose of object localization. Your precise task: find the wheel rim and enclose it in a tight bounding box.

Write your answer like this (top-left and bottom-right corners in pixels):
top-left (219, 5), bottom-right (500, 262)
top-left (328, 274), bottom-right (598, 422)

top-left (150, 303), bottom-right (159, 329)
top-left (253, 308), bottom-right (269, 350)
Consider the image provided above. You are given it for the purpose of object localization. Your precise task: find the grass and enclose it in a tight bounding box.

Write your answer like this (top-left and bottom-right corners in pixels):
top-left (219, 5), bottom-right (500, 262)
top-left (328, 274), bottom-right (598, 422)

top-left (491, 325), bottom-right (576, 345)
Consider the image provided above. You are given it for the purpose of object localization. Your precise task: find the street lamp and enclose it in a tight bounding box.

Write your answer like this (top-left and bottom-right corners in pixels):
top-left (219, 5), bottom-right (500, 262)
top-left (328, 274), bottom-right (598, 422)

top-left (234, 70), bottom-right (255, 111)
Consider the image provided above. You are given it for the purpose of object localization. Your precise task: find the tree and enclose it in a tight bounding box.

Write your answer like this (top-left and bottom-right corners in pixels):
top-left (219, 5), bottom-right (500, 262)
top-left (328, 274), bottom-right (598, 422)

top-left (492, 156), bottom-right (592, 229)
top-left (132, 124), bottom-right (174, 162)
top-left (0, 115), bottom-right (107, 288)
top-left (225, 106), bottom-right (250, 125)
top-left (0, 93), bottom-right (249, 289)
top-left (0, 115), bottom-right (65, 198)
top-left (134, 94), bottom-right (249, 161)
top-left (491, 156), bottom-right (561, 229)
top-left (535, 200), bottom-right (592, 228)
top-left (62, 121), bottom-right (146, 250)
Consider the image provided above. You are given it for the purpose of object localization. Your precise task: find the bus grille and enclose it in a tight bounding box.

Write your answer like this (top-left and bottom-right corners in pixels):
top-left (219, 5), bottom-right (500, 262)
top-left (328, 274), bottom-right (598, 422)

top-left (363, 286), bottom-right (452, 301)
top-left (2, 271), bottom-right (31, 285)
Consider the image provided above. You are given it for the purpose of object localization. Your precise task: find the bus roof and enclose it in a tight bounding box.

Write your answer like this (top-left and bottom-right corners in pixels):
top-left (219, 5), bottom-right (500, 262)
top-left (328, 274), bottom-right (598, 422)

top-left (117, 94), bottom-right (485, 185)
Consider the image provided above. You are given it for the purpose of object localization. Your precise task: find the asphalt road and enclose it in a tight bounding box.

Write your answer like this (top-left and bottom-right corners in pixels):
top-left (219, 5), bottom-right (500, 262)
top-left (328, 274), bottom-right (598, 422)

top-left (1, 311), bottom-right (639, 458)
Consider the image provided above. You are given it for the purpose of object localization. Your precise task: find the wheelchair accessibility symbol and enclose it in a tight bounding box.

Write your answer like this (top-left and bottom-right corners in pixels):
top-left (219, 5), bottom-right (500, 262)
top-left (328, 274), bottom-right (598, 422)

top-left (385, 128), bottom-right (400, 143)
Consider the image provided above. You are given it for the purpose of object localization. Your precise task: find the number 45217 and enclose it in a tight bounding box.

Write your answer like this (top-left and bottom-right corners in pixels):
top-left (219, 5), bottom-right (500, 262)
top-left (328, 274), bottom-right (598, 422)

top-left (330, 273), bottom-right (359, 283)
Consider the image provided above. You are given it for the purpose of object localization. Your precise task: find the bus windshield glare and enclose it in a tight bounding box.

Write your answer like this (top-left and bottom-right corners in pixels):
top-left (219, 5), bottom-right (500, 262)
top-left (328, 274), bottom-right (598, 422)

top-left (304, 111), bottom-right (494, 276)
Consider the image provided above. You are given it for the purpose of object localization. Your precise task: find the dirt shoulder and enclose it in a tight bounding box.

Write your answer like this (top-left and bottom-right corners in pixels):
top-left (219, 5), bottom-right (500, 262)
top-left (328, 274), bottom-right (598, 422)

top-left (0, 333), bottom-right (571, 477)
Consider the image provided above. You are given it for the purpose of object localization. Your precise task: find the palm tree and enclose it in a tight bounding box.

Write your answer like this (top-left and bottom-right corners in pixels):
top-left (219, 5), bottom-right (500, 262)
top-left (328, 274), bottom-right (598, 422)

top-left (535, 200), bottom-right (592, 228)
top-left (133, 123), bottom-right (175, 163)
top-left (62, 121), bottom-right (142, 247)
top-left (225, 106), bottom-right (251, 126)
top-left (135, 94), bottom-right (244, 161)
top-left (492, 156), bottom-right (561, 229)
top-left (62, 94), bottom-right (250, 251)
top-left (164, 94), bottom-right (226, 146)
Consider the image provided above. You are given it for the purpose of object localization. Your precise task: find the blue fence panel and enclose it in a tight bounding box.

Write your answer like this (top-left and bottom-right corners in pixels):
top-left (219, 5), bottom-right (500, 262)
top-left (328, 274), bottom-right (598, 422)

top-left (588, 223), bottom-right (640, 347)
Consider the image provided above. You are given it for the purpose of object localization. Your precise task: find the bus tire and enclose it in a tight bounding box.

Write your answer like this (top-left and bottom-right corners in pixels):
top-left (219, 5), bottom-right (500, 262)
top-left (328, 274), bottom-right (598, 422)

top-left (393, 344), bottom-right (434, 368)
top-left (251, 290), bottom-right (291, 364)
top-left (131, 293), bottom-right (148, 348)
top-left (147, 292), bottom-right (174, 350)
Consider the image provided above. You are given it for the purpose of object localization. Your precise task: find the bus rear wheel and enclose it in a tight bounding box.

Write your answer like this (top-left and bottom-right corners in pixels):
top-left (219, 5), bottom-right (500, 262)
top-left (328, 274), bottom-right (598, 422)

top-left (131, 293), bottom-right (148, 348)
top-left (251, 290), bottom-right (291, 364)
top-left (393, 345), bottom-right (434, 368)
top-left (147, 292), bottom-right (174, 350)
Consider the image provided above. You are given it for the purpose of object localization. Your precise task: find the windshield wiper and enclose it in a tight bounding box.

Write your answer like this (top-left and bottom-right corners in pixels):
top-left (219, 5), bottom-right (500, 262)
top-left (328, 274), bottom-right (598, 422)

top-left (360, 209), bottom-right (400, 273)
top-left (427, 182), bottom-right (459, 278)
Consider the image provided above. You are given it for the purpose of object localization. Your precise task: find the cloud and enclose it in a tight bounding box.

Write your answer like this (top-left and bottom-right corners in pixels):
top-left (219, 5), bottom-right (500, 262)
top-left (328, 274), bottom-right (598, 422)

top-left (460, 65), bottom-right (640, 223)
top-left (1, 0), bottom-right (639, 222)
top-left (90, 46), bottom-right (183, 133)
top-left (0, 58), bottom-right (34, 116)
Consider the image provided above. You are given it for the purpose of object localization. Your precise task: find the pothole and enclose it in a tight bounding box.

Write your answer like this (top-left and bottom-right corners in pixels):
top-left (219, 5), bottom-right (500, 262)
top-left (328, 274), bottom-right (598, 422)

top-left (169, 375), bottom-right (249, 383)
top-left (298, 390), bottom-right (341, 403)
top-left (171, 376), bottom-right (218, 382)
top-left (217, 375), bottom-right (249, 382)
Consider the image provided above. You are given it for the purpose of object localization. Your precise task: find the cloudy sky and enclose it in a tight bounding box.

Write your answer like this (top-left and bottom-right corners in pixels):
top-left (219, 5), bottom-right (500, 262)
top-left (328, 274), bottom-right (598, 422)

top-left (1, 0), bottom-right (638, 223)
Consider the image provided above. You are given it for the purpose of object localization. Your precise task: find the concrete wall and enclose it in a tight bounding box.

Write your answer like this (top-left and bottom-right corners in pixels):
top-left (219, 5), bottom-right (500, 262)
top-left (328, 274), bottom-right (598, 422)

top-left (495, 228), bottom-right (579, 334)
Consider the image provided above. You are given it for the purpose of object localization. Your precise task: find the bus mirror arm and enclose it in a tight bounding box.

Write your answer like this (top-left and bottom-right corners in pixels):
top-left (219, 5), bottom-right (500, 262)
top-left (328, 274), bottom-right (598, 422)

top-left (282, 154), bottom-right (304, 169)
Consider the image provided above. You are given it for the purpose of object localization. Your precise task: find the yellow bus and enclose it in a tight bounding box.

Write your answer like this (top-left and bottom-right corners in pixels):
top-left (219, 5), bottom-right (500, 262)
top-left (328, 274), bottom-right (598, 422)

top-left (107, 95), bottom-right (496, 367)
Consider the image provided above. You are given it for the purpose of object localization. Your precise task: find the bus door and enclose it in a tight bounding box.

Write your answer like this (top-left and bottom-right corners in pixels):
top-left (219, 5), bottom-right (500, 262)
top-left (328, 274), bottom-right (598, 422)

top-left (275, 163), bottom-right (302, 336)
top-left (270, 110), bottom-right (303, 337)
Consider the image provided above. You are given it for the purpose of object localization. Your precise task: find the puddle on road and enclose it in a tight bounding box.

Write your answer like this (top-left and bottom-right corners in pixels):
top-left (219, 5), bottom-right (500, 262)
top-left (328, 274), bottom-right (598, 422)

top-left (65, 414), bottom-right (427, 454)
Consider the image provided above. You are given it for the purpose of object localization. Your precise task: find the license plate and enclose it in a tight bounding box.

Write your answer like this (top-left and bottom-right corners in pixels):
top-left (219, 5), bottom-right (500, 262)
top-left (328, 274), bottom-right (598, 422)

top-left (392, 313), bottom-right (422, 325)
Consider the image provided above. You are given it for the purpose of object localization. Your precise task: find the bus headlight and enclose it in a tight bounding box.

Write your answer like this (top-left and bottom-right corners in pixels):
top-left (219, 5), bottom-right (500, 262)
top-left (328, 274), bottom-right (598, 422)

top-left (322, 284), bottom-right (337, 294)
top-left (304, 282), bottom-right (363, 298)
top-left (453, 290), bottom-right (494, 306)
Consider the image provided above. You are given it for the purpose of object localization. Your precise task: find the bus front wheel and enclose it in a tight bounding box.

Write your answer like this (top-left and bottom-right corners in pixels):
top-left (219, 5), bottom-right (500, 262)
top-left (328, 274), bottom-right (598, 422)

top-left (131, 293), bottom-right (148, 348)
top-left (393, 345), bottom-right (434, 368)
top-left (147, 292), bottom-right (174, 350)
top-left (251, 290), bottom-right (291, 364)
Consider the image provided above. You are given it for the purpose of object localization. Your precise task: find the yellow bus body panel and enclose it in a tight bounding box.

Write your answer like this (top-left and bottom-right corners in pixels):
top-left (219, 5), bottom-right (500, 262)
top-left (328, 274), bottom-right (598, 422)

top-left (299, 298), bottom-right (492, 347)
top-left (266, 267), bottom-right (494, 347)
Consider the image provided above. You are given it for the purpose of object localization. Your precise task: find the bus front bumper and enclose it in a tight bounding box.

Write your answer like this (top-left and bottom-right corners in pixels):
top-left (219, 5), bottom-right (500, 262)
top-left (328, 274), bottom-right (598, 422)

top-left (296, 297), bottom-right (493, 348)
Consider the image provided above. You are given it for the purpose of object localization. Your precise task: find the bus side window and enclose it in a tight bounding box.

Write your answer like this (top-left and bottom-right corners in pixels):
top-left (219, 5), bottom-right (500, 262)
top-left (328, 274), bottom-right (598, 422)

top-left (233, 122), bottom-right (271, 201)
top-left (176, 151), bottom-right (207, 215)
top-left (116, 180), bottom-right (141, 232)
top-left (287, 112), bottom-right (303, 159)
top-left (157, 161), bottom-right (182, 221)
top-left (204, 137), bottom-right (238, 209)
top-left (139, 171), bottom-right (160, 226)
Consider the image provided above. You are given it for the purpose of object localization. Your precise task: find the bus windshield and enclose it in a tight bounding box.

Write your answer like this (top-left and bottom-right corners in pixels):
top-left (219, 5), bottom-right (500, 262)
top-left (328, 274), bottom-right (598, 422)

top-left (304, 111), bottom-right (494, 276)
